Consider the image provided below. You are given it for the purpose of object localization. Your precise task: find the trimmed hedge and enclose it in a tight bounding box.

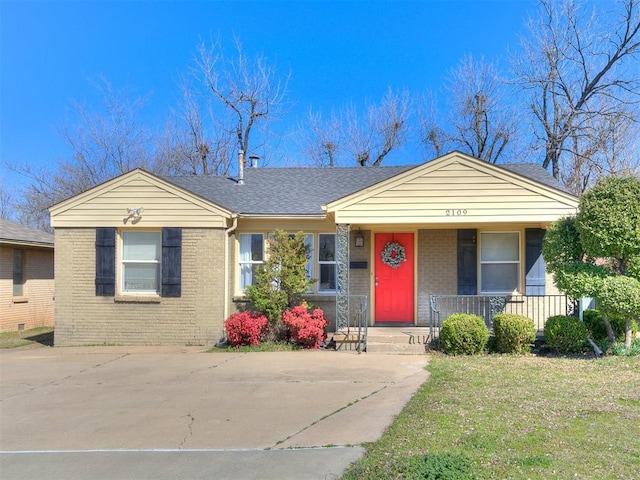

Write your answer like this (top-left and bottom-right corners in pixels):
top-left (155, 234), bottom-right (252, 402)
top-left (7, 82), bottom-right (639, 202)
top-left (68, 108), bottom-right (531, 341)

top-left (544, 315), bottom-right (587, 353)
top-left (493, 313), bottom-right (536, 354)
top-left (440, 313), bottom-right (489, 355)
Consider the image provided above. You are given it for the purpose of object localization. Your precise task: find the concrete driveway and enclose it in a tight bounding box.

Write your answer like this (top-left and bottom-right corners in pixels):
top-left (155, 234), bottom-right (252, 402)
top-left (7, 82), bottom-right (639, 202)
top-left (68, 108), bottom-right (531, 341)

top-left (0, 346), bottom-right (429, 479)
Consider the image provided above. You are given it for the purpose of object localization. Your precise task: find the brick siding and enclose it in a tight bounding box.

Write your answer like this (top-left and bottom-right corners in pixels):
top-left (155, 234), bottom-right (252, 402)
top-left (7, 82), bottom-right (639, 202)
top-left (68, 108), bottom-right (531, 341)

top-left (0, 246), bottom-right (55, 332)
top-left (54, 228), bottom-right (226, 346)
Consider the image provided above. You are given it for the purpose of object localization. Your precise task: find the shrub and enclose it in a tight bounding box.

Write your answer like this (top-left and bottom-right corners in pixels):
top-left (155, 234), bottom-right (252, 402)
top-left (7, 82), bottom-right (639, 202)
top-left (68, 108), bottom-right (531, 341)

top-left (610, 337), bottom-right (640, 356)
top-left (224, 311), bottom-right (268, 347)
top-left (282, 304), bottom-right (328, 349)
top-left (544, 315), bottom-right (587, 353)
top-left (493, 313), bottom-right (536, 354)
top-left (582, 309), bottom-right (638, 343)
top-left (402, 453), bottom-right (477, 480)
top-left (245, 230), bottom-right (314, 326)
top-left (440, 314), bottom-right (489, 355)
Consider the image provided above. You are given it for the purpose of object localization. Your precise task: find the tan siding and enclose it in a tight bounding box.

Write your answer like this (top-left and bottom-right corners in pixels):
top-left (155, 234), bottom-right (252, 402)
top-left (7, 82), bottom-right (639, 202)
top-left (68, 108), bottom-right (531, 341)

top-left (51, 172), bottom-right (229, 228)
top-left (329, 156), bottom-right (578, 225)
top-left (0, 246), bottom-right (55, 332)
top-left (54, 228), bottom-right (226, 346)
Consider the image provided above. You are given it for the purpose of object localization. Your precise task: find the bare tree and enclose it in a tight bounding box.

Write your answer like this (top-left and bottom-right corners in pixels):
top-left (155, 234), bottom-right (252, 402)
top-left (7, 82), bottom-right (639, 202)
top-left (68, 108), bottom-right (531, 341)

top-left (560, 104), bottom-right (640, 194)
top-left (193, 37), bottom-right (289, 169)
top-left (10, 78), bottom-right (152, 230)
top-left (155, 81), bottom-right (232, 176)
top-left (296, 88), bottom-right (410, 167)
top-left (344, 87), bottom-right (411, 167)
top-left (420, 55), bottom-right (516, 163)
top-left (514, 0), bottom-right (640, 180)
top-left (296, 109), bottom-right (342, 167)
top-left (0, 182), bottom-right (16, 221)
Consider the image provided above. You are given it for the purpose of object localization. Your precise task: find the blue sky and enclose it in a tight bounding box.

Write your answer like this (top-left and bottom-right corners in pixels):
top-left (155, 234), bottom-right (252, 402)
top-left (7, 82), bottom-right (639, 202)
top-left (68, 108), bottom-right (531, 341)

top-left (1, 0), bottom-right (538, 189)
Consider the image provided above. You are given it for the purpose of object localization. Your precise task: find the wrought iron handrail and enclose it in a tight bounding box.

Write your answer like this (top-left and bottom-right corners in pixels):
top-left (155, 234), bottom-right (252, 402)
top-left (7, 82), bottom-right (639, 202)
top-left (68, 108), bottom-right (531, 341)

top-left (429, 293), bottom-right (576, 338)
top-left (335, 294), bottom-right (368, 353)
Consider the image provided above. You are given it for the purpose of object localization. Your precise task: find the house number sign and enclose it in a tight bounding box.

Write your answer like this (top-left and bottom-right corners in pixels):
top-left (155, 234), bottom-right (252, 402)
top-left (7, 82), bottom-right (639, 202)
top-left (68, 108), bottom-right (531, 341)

top-left (445, 209), bottom-right (468, 216)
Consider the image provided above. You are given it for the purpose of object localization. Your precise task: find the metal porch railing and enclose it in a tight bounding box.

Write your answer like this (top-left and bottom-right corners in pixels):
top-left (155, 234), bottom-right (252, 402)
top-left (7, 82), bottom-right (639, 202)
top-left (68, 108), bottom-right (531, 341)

top-left (429, 294), bottom-right (577, 341)
top-left (335, 294), bottom-right (368, 353)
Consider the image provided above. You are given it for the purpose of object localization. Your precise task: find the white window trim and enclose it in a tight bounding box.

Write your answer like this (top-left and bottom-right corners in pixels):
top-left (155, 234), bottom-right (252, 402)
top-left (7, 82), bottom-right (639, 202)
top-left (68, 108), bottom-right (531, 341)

top-left (318, 233), bottom-right (337, 293)
top-left (479, 231), bottom-right (521, 295)
top-left (238, 233), bottom-right (265, 293)
top-left (236, 231), bottom-right (337, 296)
top-left (120, 230), bottom-right (161, 295)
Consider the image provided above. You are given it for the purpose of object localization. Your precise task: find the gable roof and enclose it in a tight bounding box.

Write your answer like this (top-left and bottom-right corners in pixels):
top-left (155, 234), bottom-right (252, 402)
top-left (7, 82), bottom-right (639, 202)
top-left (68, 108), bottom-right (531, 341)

top-left (324, 152), bottom-right (578, 225)
top-left (0, 219), bottom-right (54, 248)
top-left (164, 166), bottom-right (414, 216)
top-left (164, 154), bottom-right (572, 217)
top-left (49, 169), bottom-right (232, 228)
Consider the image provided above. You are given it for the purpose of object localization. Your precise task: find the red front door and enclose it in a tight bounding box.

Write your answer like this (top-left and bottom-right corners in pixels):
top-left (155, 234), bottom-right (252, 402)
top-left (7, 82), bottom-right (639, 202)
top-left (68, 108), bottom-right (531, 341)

top-left (374, 233), bottom-right (414, 323)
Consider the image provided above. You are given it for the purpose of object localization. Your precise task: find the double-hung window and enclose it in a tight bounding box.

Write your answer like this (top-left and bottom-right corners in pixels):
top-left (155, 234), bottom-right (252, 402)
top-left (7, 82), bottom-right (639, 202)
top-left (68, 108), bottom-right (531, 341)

top-left (121, 231), bottom-right (161, 294)
top-left (13, 249), bottom-right (24, 296)
top-left (318, 234), bottom-right (336, 292)
top-left (239, 233), bottom-right (264, 290)
top-left (480, 232), bottom-right (520, 294)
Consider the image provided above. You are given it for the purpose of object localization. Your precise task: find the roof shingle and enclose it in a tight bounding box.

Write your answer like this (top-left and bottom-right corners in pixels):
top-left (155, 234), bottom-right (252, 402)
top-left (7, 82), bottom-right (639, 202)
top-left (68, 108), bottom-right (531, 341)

top-left (163, 161), bottom-right (571, 216)
top-left (0, 219), bottom-right (54, 247)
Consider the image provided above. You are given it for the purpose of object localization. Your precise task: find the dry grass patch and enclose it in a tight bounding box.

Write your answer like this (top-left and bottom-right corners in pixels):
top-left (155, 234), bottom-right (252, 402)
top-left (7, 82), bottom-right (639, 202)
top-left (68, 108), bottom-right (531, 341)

top-left (342, 355), bottom-right (640, 480)
top-left (0, 327), bottom-right (54, 349)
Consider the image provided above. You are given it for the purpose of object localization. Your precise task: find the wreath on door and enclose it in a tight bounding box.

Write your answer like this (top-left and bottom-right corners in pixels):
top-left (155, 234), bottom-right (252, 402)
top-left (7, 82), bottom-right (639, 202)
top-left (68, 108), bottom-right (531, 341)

top-left (381, 242), bottom-right (406, 269)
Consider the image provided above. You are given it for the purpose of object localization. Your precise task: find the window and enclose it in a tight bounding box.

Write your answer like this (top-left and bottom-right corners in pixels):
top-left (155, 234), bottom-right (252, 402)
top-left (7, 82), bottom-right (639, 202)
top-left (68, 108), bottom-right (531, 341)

top-left (239, 233), bottom-right (264, 290)
top-left (318, 234), bottom-right (336, 292)
top-left (13, 249), bottom-right (24, 296)
top-left (480, 232), bottom-right (520, 294)
top-left (121, 231), bottom-right (161, 293)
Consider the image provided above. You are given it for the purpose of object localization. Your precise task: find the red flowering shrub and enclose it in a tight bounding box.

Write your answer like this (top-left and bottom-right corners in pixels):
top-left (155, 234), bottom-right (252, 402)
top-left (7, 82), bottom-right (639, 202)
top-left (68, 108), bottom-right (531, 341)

top-left (224, 311), bottom-right (268, 347)
top-left (282, 305), bottom-right (328, 349)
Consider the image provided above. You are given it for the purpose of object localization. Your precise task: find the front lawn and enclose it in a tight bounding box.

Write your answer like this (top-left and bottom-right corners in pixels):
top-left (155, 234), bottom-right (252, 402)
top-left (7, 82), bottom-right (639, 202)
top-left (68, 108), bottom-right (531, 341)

top-left (0, 327), bottom-right (54, 349)
top-left (342, 354), bottom-right (640, 480)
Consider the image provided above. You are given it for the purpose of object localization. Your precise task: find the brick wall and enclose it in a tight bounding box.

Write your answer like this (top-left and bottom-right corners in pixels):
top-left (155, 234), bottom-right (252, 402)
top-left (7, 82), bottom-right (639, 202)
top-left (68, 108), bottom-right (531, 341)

top-left (0, 246), bottom-right (55, 332)
top-left (417, 229), bottom-right (457, 325)
top-left (54, 228), bottom-right (226, 346)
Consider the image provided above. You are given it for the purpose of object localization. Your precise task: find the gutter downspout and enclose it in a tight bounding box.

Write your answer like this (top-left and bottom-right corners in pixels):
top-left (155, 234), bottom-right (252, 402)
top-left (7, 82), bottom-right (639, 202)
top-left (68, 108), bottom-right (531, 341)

top-left (223, 215), bottom-right (239, 324)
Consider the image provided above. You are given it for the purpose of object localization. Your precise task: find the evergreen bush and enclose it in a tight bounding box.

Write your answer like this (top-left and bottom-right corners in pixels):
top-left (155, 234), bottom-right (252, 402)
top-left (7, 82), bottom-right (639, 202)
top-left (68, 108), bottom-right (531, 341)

top-left (440, 313), bottom-right (488, 355)
top-left (544, 315), bottom-right (587, 353)
top-left (493, 313), bottom-right (536, 354)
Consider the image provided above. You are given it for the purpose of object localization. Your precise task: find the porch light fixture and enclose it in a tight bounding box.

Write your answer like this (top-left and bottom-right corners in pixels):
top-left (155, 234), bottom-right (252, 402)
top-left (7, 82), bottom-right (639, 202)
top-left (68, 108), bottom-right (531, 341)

top-left (354, 231), bottom-right (364, 247)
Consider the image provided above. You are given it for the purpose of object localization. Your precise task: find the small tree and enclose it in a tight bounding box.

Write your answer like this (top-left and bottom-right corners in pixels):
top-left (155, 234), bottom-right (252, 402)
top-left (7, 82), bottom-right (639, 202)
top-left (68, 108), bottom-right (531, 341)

top-left (544, 176), bottom-right (640, 349)
top-left (245, 230), bottom-right (314, 328)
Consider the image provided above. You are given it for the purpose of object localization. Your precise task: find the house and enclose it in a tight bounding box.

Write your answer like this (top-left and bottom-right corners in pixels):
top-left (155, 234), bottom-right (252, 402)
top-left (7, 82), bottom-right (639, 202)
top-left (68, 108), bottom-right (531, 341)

top-left (0, 219), bottom-right (55, 332)
top-left (49, 151), bottom-right (579, 346)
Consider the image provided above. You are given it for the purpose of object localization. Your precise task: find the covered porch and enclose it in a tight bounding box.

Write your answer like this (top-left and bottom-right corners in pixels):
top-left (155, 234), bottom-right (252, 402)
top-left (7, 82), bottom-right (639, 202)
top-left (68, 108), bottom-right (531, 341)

top-left (324, 153), bottom-right (579, 343)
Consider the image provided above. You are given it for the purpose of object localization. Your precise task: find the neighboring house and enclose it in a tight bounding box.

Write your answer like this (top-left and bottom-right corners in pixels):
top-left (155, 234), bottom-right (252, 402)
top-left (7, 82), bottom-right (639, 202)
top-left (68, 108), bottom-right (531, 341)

top-left (49, 151), bottom-right (579, 346)
top-left (0, 219), bottom-right (55, 332)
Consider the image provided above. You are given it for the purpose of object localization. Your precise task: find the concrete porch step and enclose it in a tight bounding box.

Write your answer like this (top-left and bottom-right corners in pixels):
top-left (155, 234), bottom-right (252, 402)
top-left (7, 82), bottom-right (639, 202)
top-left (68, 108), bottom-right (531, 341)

top-left (330, 327), bottom-right (431, 354)
top-left (365, 341), bottom-right (427, 354)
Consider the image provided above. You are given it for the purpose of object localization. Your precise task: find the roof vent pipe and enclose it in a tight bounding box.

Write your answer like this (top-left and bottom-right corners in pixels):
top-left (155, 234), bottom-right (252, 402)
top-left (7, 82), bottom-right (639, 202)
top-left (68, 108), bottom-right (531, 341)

top-left (238, 150), bottom-right (245, 185)
top-left (249, 154), bottom-right (259, 168)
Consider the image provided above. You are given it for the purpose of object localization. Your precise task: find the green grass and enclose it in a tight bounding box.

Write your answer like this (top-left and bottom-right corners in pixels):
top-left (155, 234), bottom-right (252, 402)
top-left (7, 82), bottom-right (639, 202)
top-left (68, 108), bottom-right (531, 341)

top-left (0, 326), bottom-right (54, 349)
top-left (342, 354), bottom-right (640, 480)
top-left (208, 340), bottom-right (302, 352)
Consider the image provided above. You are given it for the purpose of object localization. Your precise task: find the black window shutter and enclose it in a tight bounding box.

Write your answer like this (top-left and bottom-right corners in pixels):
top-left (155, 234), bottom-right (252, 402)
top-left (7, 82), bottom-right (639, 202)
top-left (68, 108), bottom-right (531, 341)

top-left (457, 229), bottom-right (477, 295)
top-left (95, 227), bottom-right (116, 296)
top-left (525, 228), bottom-right (546, 296)
top-left (162, 228), bottom-right (182, 297)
